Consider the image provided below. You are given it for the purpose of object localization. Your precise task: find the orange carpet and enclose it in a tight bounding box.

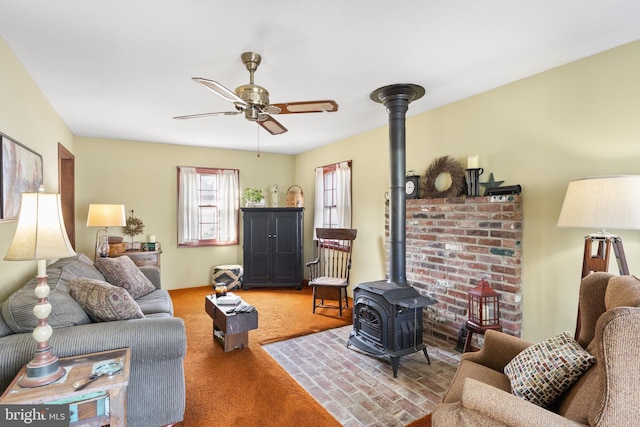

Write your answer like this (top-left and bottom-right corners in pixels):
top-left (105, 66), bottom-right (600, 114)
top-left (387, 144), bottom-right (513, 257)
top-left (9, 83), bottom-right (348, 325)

top-left (169, 285), bottom-right (352, 426)
top-left (406, 413), bottom-right (432, 427)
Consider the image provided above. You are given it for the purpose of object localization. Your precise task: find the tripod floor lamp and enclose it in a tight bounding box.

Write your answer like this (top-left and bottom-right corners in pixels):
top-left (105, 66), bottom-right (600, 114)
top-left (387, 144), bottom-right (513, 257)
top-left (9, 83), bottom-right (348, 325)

top-left (557, 175), bottom-right (640, 337)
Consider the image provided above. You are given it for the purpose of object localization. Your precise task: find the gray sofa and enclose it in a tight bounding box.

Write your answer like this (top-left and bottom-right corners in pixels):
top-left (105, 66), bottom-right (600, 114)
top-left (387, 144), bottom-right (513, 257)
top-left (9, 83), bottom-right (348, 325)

top-left (0, 254), bottom-right (186, 427)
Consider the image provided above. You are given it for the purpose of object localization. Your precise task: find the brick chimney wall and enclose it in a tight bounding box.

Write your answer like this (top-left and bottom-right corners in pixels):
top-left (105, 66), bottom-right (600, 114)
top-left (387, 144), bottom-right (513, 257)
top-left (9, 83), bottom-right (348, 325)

top-left (385, 195), bottom-right (523, 346)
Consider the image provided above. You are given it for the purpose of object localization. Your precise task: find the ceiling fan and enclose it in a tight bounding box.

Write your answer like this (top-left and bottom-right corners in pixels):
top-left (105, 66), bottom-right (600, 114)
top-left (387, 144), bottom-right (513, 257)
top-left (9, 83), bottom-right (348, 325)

top-left (174, 52), bottom-right (339, 135)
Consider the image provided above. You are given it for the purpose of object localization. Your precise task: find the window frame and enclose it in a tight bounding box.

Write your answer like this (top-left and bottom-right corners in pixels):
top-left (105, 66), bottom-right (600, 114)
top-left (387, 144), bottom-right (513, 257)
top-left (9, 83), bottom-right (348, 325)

top-left (319, 160), bottom-right (352, 230)
top-left (177, 166), bottom-right (240, 247)
top-left (322, 164), bottom-right (338, 229)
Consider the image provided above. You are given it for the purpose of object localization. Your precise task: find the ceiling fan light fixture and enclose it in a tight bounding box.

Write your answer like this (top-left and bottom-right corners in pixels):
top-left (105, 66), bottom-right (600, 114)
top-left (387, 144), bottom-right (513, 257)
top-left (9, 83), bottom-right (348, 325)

top-left (175, 52), bottom-right (338, 135)
top-left (236, 84), bottom-right (270, 106)
top-left (245, 107), bottom-right (260, 121)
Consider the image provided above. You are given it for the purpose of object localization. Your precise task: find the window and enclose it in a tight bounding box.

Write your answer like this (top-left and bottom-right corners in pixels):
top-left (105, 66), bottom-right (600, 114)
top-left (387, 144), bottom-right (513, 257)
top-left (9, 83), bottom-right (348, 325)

top-left (323, 164), bottom-right (338, 228)
top-left (313, 161), bottom-right (352, 238)
top-left (177, 166), bottom-right (239, 246)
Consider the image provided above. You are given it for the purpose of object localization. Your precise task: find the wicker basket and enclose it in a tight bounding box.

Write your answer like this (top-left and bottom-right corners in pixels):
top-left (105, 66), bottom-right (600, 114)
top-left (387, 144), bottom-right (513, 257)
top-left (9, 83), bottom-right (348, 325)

top-left (285, 185), bottom-right (304, 207)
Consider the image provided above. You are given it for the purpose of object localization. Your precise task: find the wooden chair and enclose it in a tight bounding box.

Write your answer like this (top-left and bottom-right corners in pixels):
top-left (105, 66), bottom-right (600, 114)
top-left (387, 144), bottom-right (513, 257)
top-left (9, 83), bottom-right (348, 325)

top-left (306, 228), bottom-right (357, 316)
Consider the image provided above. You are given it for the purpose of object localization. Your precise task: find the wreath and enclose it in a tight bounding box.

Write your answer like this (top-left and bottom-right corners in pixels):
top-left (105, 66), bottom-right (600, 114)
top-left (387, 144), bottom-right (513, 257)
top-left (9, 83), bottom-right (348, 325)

top-left (422, 155), bottom-right (466, 199)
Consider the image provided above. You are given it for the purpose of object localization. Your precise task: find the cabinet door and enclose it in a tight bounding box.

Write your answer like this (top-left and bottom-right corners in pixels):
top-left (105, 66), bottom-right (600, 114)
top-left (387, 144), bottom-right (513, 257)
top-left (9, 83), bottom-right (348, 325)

top-left (271, 211), bottom-right (301, 283)
top-left (243, 212), bottom-right (271, 282)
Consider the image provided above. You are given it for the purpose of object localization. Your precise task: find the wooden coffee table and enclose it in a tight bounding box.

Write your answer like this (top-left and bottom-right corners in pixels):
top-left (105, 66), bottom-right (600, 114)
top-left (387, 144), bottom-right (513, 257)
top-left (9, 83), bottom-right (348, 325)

top-left (205, 294), bottom-right (258, 352)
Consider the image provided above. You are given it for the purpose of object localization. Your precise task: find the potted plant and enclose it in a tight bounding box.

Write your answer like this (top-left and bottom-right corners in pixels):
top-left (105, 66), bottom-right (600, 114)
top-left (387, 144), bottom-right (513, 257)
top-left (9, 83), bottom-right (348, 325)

top-left (242, 187), bottom-right (265, 207)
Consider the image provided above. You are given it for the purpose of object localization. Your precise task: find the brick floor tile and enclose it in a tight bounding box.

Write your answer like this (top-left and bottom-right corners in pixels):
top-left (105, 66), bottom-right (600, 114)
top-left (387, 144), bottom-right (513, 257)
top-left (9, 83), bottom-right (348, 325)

top-left (263, 325), bottom-right (460, 426)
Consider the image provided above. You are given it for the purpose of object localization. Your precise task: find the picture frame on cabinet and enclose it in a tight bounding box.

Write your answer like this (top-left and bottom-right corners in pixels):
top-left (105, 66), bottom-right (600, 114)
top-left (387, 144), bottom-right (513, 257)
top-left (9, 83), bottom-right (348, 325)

top-left (1, 132), bottom-right (43, 221)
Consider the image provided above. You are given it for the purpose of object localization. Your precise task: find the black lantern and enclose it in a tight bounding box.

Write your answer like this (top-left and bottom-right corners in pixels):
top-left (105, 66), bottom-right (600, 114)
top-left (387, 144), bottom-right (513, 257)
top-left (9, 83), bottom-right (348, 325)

top-left (468, 278), bottom-right (500, 328)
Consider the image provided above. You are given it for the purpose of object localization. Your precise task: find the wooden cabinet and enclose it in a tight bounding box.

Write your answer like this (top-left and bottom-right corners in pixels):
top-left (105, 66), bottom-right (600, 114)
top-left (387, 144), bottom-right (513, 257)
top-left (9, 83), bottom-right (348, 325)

top-left (242, 207), bottom-right (303, 289)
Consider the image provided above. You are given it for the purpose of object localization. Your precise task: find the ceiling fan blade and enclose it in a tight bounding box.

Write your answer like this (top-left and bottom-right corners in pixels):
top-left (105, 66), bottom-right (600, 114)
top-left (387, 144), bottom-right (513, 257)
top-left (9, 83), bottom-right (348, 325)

top-left (173, 111), bottom-right (241, 120)
top-left (270, 100), bottom-right (339, 114)
top-left (257, 114), bottom-right (288, 135)
top-left (192, 77), bottom-right (247, 107)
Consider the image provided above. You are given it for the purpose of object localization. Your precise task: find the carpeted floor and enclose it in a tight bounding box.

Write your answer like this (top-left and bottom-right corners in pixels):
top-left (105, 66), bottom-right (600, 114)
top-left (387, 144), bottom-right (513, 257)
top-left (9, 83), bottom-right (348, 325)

top-left (169, 285), bottom-right (352, 426)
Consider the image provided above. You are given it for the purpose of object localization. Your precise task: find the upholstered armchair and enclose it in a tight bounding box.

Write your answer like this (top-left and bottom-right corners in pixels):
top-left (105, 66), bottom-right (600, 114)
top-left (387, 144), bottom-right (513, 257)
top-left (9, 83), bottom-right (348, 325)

top-left (433, 272), bottom-right (640, 426)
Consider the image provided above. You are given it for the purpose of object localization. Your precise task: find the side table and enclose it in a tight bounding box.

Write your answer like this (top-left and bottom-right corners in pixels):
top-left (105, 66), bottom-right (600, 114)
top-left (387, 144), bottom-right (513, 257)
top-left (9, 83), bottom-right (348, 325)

top-left (0, 348), bottom-right (131, 427)
top-left (205, 294), bottom-right (258, 352)
top-left (463, 320), bottom-right (503, 352)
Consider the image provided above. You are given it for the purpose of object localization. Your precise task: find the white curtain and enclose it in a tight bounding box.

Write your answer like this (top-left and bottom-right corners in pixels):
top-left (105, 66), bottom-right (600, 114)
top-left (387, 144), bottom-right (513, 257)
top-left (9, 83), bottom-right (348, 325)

top-left (178, 167), bottom-right (199, 244)
top-left (313, 167), bottom-right (324, 240)
top-left (217, 169), bottom-right (239, 242)
top-left (336, 161), bottom-right (351, 228)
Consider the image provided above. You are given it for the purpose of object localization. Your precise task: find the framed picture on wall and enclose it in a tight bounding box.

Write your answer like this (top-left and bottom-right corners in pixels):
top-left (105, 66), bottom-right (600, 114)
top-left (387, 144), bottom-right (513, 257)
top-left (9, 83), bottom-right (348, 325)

top-left (1, 132), bottom-right (43, 221)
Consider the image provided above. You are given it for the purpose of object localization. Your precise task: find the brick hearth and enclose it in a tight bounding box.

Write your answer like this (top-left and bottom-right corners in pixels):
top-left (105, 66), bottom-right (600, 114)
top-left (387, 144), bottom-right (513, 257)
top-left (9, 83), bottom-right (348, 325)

top-left (386, 195), bottom-right (523, 346)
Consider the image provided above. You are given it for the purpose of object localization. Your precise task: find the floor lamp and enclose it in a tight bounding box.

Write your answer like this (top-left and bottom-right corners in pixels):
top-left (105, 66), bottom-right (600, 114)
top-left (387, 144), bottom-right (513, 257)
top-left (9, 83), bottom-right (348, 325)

top-left (4, 192), bottom-right (76, 387)
top-left (557, 175), bottom-right (640, 338)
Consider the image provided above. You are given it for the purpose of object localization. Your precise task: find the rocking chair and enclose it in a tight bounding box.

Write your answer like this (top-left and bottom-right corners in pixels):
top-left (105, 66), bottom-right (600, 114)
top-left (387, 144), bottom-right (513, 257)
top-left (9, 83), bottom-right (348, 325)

top-left (306, 228), bottom-right (357, 316)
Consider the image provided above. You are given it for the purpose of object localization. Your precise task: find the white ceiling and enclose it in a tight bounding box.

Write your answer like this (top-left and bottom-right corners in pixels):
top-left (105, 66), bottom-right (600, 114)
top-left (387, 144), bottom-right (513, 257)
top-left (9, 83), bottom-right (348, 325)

top-left (1, 1), bottom-right (640, 155)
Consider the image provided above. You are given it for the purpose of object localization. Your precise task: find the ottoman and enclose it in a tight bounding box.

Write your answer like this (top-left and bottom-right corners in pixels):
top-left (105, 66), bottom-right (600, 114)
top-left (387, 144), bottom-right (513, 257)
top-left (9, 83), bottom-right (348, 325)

top-left (212, 264), bottom-right (244, 291)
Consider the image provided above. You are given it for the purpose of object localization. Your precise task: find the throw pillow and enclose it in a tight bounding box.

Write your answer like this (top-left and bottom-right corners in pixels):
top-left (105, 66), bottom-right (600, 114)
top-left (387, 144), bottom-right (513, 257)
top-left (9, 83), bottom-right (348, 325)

top-left (95, 256), bottom-right (156, 299)
top-left (504, 331), bottom-right (596, 408)
top-left (68, 278), bottom-right (144, 322)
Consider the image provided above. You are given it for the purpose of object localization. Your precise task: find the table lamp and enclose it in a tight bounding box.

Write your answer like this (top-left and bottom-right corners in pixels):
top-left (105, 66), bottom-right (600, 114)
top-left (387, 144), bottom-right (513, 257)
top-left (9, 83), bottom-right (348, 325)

top-left (86, 204), bottom-right (126, 259)
top-left (4, 191), bottom-right (76, 387)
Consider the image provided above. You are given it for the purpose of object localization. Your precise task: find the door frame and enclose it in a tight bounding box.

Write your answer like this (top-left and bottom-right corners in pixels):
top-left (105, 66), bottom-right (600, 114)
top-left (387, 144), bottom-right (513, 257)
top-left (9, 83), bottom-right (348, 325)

top-left (58, 143), bottom-right (75, 249)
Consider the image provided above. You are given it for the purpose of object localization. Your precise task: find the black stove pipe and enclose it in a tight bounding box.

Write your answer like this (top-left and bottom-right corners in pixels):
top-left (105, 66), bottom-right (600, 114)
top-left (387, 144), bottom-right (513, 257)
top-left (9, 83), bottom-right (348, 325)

top-left (371, 84), bottom-right (425, 287)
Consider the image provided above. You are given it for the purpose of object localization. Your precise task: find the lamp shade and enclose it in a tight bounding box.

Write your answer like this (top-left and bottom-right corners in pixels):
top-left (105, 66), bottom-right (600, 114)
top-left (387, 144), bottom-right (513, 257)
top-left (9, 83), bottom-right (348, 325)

top-left (4, 192), bottom-right (76, 261)
top-left (557, 176), bottom-right (640, 231)
top-left (86, 204), bottom-right (126, 227)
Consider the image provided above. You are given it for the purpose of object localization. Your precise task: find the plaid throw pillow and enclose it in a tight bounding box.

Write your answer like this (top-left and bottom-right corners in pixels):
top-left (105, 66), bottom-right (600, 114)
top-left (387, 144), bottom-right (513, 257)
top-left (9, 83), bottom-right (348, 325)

top-left (504, 331), bottom-right (596, 407)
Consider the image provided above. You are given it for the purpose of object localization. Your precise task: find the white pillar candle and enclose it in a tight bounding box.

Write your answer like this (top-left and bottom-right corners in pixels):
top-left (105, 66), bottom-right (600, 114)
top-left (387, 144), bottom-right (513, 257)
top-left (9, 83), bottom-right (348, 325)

top-left (467, 155), bottom-right (479, 169)
top-left (148, 234), bottom-right (156, 243)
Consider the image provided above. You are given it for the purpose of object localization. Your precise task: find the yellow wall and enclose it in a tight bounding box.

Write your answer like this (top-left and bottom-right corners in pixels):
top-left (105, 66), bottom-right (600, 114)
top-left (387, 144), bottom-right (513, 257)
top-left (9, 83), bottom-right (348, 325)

top-left (2, 33), bottom-right (640, 342)
top-left (73, 137), bottom-right (295, 290)
top-left (0, 37), bottom-right (75, 302)
top-left (296, 40), bottom-right (640, 342)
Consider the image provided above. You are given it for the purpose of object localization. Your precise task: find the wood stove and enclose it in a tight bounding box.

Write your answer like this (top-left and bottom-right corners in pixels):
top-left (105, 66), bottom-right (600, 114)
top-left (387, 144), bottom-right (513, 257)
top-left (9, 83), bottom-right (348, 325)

top-left (349, 280), bottom-right (435, 377)
top-left (347, 84), bottom-right (437, 377)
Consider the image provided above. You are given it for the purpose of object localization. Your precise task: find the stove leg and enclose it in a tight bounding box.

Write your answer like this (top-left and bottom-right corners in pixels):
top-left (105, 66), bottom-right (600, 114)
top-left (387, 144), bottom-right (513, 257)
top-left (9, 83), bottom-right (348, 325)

top-left (390, 356), bottom-right (400, 378)
top-left (422, 347), bottom-right (431, 365)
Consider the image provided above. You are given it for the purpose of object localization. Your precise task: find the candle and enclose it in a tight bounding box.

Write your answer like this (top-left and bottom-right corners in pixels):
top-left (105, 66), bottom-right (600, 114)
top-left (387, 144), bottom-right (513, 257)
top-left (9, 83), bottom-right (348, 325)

top-left (148, 234), bottom-right (156, 243)
top-left (467, 155), bottom-right (479, 169)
